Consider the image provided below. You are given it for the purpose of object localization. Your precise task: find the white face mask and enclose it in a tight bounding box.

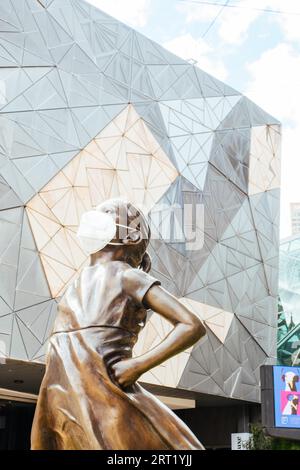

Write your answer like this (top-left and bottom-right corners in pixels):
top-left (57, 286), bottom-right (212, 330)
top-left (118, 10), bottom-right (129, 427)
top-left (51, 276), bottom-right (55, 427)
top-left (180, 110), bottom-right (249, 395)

top-left (76, 210), bottom-right (135, 255)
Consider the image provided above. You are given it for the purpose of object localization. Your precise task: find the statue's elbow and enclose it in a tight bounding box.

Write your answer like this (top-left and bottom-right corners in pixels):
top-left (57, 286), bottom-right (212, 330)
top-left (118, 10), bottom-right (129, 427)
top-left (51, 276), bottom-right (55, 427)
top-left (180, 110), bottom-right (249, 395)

top-left (190, 317), bottom-right (206, 343)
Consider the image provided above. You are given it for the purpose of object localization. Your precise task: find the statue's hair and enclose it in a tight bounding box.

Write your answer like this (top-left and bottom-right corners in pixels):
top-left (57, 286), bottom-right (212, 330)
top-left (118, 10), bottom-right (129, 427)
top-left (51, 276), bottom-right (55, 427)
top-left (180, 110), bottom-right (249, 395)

top-left (102, 198), bottom-right (151, 272)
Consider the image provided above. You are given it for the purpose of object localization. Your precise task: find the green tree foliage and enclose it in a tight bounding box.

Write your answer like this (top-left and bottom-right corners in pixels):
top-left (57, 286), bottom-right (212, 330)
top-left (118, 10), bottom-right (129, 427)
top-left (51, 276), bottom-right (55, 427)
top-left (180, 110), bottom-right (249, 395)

top-left (248, 423), bottom-right (300, 450)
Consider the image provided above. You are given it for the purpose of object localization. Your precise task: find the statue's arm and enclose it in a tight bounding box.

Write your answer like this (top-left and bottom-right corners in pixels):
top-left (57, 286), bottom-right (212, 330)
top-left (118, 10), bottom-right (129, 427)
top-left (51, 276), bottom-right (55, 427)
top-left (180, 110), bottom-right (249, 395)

top-left (111, 285), bottom-right (206, 387)
top-left (135, 285), bottom-right (206, 372)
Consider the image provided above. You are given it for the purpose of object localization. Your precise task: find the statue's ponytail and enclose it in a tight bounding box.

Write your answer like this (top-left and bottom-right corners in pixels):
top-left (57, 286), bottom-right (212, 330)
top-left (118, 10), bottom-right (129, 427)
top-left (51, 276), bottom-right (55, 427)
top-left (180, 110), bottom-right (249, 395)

top-left (140, 252), bottom-right (151, 273)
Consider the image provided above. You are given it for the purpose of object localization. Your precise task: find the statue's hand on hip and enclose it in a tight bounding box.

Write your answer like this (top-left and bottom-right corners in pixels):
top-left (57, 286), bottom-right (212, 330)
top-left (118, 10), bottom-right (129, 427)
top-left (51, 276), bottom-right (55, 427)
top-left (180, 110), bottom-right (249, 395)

top-left (111, 358), bottom-right (142, 388)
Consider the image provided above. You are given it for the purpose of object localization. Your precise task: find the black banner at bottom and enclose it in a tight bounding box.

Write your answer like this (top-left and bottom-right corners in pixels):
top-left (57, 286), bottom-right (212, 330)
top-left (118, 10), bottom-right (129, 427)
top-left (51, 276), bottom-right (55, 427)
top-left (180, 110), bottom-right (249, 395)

top-left (0, 450), bottom-right (299, 467)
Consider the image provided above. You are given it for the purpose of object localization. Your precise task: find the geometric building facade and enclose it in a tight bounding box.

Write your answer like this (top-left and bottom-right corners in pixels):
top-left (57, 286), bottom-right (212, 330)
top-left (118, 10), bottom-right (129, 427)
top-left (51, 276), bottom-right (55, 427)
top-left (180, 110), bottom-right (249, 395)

top-left (278, 236), bottom-right (300, 366)
top-left (0, 0), bottom-right (281, 403)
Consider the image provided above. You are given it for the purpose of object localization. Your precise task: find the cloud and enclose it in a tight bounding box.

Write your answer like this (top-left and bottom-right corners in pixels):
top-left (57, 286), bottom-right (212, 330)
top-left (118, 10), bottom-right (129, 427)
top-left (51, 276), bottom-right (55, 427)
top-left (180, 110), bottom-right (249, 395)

top-left (245, 43), bottom-right (300, 238)
top-left (246, 43), bottom-right (300, 125)
top-left (163, 33), bottom-right (228, 80)
top-left (270, 0), bottom-right (300, 42)
top-left (177, 0), bottom-right (300, 45)
top-left (176, 1), bottom-right (222, 24)
top-left (279, 126), bottom-right (300, 238)
top-left (177, 0), bottom-right (268, 44)
top-left (85, 0), bottom-right (150, 27)
top-left (217, 2), bottom-right (263, 44)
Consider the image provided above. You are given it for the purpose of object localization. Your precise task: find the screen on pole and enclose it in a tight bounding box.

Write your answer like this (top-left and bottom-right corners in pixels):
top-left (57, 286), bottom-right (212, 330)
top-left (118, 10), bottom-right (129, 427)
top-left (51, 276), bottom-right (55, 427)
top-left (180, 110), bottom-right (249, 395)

top-left (273, 366), bottom-right (300, 428)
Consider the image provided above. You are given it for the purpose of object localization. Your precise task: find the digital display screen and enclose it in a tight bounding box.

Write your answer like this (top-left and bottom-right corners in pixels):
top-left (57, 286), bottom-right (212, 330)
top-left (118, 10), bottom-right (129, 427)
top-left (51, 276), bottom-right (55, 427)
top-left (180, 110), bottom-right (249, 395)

top-left (273, 366), bottom-right (300, 428)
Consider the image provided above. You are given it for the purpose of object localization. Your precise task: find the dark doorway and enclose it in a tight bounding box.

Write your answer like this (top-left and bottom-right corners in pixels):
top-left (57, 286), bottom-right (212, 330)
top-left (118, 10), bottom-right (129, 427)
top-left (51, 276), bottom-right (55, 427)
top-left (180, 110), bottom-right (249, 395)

top-left (0, 401), bottom-right (35, 450)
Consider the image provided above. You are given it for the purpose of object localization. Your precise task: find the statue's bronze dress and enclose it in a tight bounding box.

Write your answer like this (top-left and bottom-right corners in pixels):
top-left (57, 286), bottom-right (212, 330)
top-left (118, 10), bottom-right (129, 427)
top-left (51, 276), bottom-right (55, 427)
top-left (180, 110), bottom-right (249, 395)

top-left (31, 261), bottom-right (204, 450)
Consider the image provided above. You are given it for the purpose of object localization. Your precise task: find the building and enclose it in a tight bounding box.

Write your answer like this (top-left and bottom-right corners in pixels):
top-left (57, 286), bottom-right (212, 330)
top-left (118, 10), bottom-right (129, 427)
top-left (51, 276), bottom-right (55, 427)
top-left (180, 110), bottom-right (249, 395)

top-left (0, 0), bottom-right (281, 449)
top-left (278, 236), bottom-right (300, 367)
top-left (290, 203), bottom-right (300, 235)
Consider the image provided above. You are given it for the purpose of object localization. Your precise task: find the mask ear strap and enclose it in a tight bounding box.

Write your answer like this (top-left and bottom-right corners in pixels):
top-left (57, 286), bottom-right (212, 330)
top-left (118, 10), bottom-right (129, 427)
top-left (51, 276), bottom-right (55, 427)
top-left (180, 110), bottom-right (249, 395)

top-left (108, 223), bottom-right (139, 245)
top-left (116, 223), bottom-right (136, 232)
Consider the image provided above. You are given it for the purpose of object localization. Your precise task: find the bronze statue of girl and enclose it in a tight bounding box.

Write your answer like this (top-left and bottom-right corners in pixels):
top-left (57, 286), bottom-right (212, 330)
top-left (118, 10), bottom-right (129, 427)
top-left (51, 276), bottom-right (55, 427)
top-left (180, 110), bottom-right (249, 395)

top-left (31, 199), bottom-right (206, 450)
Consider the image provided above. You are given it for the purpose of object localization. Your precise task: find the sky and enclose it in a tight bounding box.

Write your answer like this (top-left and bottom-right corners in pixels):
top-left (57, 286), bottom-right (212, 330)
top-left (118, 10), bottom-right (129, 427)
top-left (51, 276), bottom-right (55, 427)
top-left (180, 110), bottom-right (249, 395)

top-left (86, 0), bottom-right (300, 240)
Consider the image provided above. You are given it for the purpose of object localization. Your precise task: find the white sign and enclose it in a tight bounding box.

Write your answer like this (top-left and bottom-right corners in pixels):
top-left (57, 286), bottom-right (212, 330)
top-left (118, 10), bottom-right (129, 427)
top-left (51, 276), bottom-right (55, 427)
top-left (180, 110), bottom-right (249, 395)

top-left (231, 433), bottom-right (252, 450)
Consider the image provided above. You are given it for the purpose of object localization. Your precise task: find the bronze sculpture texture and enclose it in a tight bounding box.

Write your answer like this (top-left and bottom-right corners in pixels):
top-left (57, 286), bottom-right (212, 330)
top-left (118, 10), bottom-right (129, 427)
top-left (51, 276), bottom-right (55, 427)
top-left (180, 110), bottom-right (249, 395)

top-left (31, 199), bottom-right (206, 450)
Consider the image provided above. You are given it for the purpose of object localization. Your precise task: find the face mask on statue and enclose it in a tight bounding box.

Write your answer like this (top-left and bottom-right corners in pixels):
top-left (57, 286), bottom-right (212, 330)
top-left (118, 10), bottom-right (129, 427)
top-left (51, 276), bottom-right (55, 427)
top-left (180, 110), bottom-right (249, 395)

top-left (76, 210), bottom-right (136, 255)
